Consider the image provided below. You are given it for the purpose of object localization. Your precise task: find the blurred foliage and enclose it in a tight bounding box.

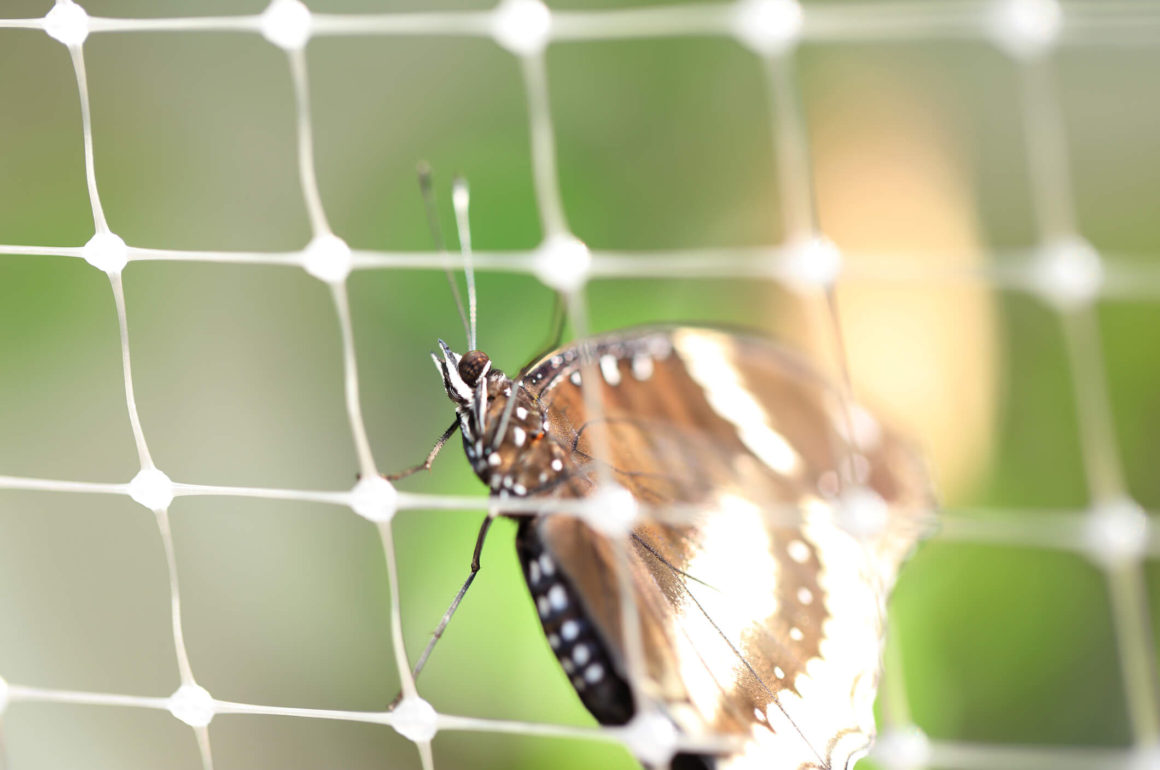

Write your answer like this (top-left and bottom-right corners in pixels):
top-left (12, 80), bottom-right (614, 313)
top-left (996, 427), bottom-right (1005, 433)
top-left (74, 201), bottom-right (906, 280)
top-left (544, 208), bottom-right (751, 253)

top-left (1, 1), bottom-right (1158, 769)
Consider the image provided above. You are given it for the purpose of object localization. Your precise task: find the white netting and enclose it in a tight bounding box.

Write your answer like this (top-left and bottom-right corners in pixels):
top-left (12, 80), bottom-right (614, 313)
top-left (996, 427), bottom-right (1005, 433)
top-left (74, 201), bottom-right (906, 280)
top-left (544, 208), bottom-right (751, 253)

top-left (0, 0), bottom-right (1157, 768)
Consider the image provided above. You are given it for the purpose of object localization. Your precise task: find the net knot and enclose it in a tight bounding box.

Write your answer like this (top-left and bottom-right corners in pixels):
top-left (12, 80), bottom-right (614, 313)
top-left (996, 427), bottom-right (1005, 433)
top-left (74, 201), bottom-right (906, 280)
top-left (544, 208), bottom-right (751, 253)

top-left (622, 709), bottom-right (678, 767)
top-left (83, 232), bottom-right (129, 275)
top-left (582, 484), bottom-right (639, 538)
top-left (835, 486), bottom-right (889, 541)
top-left (350, 476), bottom-right (398, 523)
top-left (778, 236), bottom-right (843, 290)
top-left (261, 0), bottom-right (313, 51)
top-left (492, 0), bottom-right (551, 57)
top-left (1030, 236), bottom-right (1103, 310)
top-left (732, 0), bottom-right (803, 56)
top-left (302, 233), bottom-right (353, 283)
top-left (390, 695), bottom-right (438, 743)
top-left (873, 725), bottom-right (932, 770)
top-left (533, 233), bottom-right (591, 294)
top-left (991, 0), bottom-right (1062, 59)
top-left (1084, 497), bottom-right (1149, 569)
top-left (128, 467), bottom-right (175, 511)
top-left (44, 1), bottom-right (90, 47)
top-left (168, 683), bottom-right (215, 727)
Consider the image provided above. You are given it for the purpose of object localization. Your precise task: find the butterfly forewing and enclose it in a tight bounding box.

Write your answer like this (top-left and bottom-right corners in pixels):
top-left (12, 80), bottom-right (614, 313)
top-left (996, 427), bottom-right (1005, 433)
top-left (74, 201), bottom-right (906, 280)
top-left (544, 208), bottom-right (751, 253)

top-left (513, 327), bottom-right (930, 769)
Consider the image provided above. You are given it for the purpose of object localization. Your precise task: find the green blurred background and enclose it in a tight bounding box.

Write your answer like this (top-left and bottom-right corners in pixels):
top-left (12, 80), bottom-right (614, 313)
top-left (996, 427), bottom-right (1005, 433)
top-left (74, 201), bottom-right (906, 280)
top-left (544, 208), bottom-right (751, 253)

top-left (0, 0), bottom-right (1158, 768)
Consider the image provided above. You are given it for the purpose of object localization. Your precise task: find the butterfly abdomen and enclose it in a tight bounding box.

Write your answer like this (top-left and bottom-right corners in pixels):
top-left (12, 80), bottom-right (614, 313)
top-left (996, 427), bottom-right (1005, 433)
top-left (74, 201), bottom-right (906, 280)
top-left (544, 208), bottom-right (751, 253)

top-left (516, 517), bottom-right (635, 727)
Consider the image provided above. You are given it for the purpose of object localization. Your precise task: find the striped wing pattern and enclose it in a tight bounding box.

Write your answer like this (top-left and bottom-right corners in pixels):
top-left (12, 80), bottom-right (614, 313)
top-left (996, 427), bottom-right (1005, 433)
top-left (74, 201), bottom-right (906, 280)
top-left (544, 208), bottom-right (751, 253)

top-left (518, 328), bottom-right (930, 769)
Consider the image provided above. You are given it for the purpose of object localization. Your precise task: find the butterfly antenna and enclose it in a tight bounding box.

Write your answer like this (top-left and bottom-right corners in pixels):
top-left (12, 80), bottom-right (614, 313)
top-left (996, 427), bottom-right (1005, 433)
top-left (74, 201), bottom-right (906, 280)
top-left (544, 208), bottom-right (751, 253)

top-left (452, 175), bottom-right (478, 352)
top-left (417, 162), bottom-right (470, 348)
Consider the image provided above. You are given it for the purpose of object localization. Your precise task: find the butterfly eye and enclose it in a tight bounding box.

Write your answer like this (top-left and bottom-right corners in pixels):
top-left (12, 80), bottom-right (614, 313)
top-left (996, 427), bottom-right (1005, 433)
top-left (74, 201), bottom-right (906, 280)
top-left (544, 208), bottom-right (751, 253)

top-left (458, 350), bottom-right (490, 387)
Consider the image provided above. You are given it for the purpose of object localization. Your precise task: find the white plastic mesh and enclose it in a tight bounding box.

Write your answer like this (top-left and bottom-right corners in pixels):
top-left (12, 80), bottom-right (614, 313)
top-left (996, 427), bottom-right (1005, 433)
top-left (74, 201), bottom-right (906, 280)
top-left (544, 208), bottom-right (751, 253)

top-left (0, 0), bottom-right (1157, 769)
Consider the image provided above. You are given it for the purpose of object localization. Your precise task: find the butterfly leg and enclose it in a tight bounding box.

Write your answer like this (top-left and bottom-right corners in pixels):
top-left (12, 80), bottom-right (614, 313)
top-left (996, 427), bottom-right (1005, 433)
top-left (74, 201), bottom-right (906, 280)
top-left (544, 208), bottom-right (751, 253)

top-left (388, 513), bottom-right (495, 709)
top-left (383, 420), bottom-right (459, 481)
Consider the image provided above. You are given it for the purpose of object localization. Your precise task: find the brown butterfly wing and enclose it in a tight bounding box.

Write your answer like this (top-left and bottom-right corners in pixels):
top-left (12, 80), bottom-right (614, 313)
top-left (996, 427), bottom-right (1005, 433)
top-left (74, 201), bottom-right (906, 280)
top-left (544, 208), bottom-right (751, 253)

top-left (519, 327), bottom-right (931, 769)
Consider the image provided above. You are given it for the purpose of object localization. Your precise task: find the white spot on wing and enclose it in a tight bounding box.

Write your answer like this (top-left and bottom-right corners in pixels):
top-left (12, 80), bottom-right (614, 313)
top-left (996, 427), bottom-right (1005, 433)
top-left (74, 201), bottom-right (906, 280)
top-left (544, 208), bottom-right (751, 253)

top-left (548, 584), bottom-right (567, 612)
top-left (631, 354), bottom-right (654, 380)
top-left (673, 331), bottom-right (801, 477)
top-left (600, 355), bottom-right (621, 385)
top-left (648, 336), bottom-right (672, 359)
top-left (786, 539), bottom-right (810, 564)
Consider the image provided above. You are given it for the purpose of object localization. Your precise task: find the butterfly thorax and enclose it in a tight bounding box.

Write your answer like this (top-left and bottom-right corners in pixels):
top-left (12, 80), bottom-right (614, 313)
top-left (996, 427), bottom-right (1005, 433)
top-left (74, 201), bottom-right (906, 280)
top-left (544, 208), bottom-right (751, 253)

top-left (434, 343), bottom-right (575, 498)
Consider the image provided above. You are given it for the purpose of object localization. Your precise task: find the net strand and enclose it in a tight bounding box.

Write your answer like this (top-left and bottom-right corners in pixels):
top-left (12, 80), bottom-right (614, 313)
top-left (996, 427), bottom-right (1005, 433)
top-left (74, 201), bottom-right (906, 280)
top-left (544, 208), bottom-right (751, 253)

top-left (3, 241), bottom-right (1160, 300)
top-left (110, 274), bottom-right (155, 469)
top-left (289, 46), bottom-right (332, 237)
top-left (1, 471), bottom-right (1154, 551)
top-left (1061, 309), bottom-right (1127, 505)
top-left (287, 20), bottom-right (427, 758)
top-left (153, 509), bottom-right (196, 687)
top-left (2, 2), bottom-right (1160, 41)
top-left (67, 43), bottom-right (107, 234)
top-left (2, 680), bottom-right (1154, 770)
top-left (72, 11), bottom-right (209, 756)
top-left (194, 726), bottom-right (214, 770)
top-left (514, 25), bottom-right (653, 712)
top-left (1108, 563), bottom-right (1160, 745)
top-left (1017, 58), bottom-right (1074, 244)
top-left (4, 461), bottom-right (1151, 553)
top-left (521, 51), bottom-right (569, 240)
top-left (763, 51), bottom-right (816, 244)
top-left (1012, 34), bottom-right (1160, 747)
top-left (331, 282), bottom-right (380, 479)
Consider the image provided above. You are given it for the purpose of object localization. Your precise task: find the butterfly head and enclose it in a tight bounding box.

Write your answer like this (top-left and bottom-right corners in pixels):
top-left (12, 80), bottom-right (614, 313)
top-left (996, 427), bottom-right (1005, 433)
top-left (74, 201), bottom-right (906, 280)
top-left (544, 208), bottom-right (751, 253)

top-left (432, 339), bottom-right (495, 407)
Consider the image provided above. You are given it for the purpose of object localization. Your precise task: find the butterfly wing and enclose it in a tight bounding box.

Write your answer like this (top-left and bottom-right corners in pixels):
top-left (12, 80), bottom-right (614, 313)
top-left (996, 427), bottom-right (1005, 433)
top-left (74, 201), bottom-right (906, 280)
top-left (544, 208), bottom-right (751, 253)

top-left (519, 326), bottom-right (932, 769)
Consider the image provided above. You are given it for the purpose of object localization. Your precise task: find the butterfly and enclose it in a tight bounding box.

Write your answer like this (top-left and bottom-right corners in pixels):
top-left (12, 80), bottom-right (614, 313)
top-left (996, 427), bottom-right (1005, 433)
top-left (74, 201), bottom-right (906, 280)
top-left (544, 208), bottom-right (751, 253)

top-left (430, 323), bottom-right (933, 769)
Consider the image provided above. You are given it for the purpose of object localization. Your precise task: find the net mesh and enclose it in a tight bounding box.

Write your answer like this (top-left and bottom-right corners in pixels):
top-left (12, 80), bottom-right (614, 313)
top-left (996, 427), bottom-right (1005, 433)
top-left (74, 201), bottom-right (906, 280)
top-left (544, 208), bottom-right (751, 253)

top-left (0, 0), bottom-right (1157, 768)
